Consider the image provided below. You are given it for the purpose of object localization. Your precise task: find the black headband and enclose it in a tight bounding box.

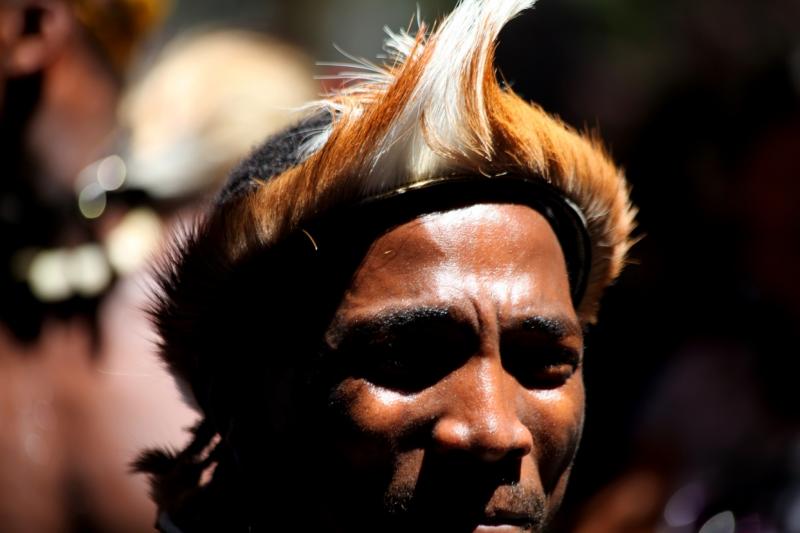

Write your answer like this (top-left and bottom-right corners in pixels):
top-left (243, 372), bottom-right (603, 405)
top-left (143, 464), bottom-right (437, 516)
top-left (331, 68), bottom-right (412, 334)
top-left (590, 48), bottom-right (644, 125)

top-left (302, 174), bottom-right (591, 306)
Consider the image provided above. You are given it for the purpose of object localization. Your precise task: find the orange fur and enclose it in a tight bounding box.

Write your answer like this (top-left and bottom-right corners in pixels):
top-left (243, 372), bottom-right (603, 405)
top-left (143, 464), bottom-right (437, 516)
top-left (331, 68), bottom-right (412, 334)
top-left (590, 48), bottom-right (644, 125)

top-left (209, 5), bottom-right (635, 323)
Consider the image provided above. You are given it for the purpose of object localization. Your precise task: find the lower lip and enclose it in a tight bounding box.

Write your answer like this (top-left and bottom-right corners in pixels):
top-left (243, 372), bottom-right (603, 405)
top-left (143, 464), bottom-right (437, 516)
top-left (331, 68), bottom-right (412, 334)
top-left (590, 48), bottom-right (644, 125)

top-left (474, 526), bottom-right (529, 533)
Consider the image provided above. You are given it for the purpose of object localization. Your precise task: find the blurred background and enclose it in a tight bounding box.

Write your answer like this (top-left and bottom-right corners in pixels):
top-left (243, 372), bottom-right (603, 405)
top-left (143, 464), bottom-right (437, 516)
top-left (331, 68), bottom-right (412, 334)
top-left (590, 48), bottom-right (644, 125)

top-left (1, 0), bottom-right (798, 531)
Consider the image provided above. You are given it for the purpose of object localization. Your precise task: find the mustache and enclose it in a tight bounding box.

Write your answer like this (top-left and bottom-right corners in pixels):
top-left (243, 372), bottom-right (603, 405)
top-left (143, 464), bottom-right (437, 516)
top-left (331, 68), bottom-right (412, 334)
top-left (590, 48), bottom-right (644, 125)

top-left (381, 457), bottom-right (548, 532)
top-left (384, 482), bottom-right (547, 529)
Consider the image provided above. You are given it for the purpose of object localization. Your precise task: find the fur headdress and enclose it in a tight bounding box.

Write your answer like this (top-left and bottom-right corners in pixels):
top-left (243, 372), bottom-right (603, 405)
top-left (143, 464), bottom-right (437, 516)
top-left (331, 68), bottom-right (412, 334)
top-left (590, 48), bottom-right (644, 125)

top-left (140, 0), bottom-right (636, 522)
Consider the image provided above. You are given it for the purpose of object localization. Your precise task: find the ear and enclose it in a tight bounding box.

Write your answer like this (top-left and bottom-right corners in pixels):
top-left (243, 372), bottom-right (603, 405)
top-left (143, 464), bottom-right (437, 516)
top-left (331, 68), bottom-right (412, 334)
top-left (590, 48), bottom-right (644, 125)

top-left (1, 0), bottom-right (71, 78)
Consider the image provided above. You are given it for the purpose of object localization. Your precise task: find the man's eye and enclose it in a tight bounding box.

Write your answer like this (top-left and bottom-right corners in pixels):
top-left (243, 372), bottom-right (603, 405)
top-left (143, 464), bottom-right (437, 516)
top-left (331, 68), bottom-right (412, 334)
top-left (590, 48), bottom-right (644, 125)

top-left (349, 335), bottom-right (472, 392)
top-left (352, 345), bottom-right (439, 392)
top-left (369, 350), bottom-right (418, 382)
top-left (522, 362), bottom-right (577, 388)
top-left (502, 347), bottom-right (580, 389)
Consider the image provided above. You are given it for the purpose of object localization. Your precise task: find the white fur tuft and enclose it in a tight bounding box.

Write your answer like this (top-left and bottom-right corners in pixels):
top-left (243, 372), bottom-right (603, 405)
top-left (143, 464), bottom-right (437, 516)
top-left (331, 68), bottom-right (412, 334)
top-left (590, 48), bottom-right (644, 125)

top-left (305, 0), bottom-right (537, 193)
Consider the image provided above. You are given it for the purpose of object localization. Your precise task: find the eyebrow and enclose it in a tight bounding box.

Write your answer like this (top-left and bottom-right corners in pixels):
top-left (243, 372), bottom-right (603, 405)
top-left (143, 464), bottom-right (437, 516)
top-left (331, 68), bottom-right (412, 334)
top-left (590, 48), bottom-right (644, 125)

top-left (328, 306), bottom-right (583, 351)
top-left (326, 306), bottom-right (457, 350)
top-left (519, 315), bottom-right (584, 340)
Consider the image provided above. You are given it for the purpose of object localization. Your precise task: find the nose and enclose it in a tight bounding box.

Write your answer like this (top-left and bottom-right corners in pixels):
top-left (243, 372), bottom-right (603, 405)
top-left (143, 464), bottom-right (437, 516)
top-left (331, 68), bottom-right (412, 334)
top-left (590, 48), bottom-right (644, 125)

top-left (431, 355), bottom-right (534, 462)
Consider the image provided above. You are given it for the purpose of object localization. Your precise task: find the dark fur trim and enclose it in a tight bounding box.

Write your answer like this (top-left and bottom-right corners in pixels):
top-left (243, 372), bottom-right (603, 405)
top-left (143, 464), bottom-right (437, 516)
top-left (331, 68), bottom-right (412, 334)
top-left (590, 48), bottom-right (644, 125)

top-left (215, 111), bottom-right (333, 204)
top-left (133, 418), bottom-right (217, 502)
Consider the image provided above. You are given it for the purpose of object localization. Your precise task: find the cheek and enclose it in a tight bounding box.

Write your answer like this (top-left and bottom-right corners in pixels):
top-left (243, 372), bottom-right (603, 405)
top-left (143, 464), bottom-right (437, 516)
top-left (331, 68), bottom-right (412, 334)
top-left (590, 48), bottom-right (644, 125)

top-left (521, 374), bottom-right (585, 494)
top-left (328, 378), bottom-right (426, 465)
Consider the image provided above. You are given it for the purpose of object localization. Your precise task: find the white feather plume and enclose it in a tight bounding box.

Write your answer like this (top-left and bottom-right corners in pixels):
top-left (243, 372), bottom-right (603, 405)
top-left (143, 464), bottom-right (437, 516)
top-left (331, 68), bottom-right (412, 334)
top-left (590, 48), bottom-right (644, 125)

top-left (302, 0), bottom-right (537, 193)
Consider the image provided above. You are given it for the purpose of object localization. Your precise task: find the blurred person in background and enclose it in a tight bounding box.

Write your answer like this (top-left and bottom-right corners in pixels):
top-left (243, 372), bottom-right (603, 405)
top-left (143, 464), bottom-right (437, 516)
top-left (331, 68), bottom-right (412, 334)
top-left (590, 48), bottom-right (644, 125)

top-left (0, 1), bottom-right (181, 530)
top-left (0, 0), bottom-right (318, 530)
top-left (0, 0), bottom-right (160, 339)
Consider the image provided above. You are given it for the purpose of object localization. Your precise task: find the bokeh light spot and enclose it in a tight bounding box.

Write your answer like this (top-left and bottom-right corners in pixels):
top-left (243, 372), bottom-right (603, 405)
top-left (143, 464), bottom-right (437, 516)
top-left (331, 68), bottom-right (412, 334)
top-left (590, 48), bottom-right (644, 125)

top-left (78, 183), bottom-right (107, 219)
top-left (97, 154), bottom-right (127, 191)
top-left (698, 511), bottom-right (735, 533)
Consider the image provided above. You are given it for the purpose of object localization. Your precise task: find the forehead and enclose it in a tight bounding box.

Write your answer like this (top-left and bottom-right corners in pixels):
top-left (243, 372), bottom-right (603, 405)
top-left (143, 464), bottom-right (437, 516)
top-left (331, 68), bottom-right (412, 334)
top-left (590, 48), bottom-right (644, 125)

top-left (339, 203), bottom-right (576, 322)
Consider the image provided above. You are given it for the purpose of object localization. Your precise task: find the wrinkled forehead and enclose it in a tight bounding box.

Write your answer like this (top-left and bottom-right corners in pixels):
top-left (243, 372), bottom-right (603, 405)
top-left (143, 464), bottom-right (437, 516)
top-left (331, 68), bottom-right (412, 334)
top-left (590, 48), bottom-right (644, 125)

top-left (417, 203), bottom-right (564, 258)
top-left (380, 203), bottom-right (567, 270)
top-left (341, 203), bottom-right (576, 322)
top-left (303, 175), bottom-right (592, 311)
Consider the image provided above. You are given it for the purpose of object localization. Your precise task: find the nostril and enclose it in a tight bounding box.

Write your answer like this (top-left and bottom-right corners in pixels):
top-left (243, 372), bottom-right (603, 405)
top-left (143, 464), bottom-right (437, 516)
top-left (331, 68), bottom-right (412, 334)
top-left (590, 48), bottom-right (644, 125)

top-left (508, 424), bottom-right (534, 457)
top-left (22, 8), bottom-right (44, 35)
top-left (432, 415), bottom-right (533, 461)
top-left (475, 423), bottom-right (533, 462)
top-left (431, 357), bottom-right (534, 461)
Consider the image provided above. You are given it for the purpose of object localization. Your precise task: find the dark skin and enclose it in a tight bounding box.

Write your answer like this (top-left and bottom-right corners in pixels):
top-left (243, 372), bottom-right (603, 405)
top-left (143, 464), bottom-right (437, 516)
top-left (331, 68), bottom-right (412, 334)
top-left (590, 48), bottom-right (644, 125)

top-left (307, 203), bottom-right (585, 533)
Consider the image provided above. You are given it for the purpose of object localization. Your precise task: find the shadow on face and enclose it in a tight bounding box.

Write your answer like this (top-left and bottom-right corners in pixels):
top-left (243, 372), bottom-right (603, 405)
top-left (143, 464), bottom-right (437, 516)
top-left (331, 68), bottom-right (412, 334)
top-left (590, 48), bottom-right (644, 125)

top-left (215, 203), bottom-right (585, 533)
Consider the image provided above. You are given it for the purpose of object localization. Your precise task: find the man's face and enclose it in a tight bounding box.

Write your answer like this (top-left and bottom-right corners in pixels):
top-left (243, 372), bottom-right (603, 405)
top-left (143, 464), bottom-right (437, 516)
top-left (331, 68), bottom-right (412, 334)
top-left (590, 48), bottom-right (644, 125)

top-left (318, 203), bottom-right (585, 532)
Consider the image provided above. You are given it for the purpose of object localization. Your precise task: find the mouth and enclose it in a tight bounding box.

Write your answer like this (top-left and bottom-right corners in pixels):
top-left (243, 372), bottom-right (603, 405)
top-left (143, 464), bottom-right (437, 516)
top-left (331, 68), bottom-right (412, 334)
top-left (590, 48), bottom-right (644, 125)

top-left (472, 510), bottom-right (534, 532)
top-left (473, 526), bottom-right (531, 533)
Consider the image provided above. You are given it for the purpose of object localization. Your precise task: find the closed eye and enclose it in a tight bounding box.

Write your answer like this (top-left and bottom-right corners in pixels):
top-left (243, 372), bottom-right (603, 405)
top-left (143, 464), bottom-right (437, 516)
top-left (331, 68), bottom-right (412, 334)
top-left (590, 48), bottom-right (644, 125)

top-left (500, 315), bottom-right (583, 389)
top-left (501, 343), bottom-right (581, 389)
top-left (326, 306), bottom-right (478, 392)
